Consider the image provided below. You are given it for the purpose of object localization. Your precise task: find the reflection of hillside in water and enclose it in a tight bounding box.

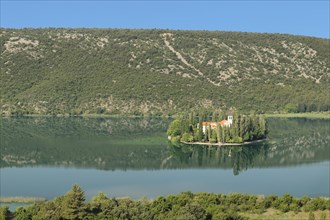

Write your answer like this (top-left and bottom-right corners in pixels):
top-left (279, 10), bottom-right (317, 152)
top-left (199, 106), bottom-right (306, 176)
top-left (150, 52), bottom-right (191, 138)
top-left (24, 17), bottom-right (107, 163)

top-left (1, 117), bottom-right (170, 138)
top-left (0, 117), bottom-right (329, 175)
top-left (0, 117), bottom-right (171, 169)
top-left (265, 118), bottom-right (330, 165)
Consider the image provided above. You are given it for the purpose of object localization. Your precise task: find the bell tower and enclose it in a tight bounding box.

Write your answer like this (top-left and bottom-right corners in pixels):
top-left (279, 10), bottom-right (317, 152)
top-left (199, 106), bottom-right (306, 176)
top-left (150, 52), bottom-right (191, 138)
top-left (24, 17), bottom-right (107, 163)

top-left (228, 114), bottom-right (233, 125)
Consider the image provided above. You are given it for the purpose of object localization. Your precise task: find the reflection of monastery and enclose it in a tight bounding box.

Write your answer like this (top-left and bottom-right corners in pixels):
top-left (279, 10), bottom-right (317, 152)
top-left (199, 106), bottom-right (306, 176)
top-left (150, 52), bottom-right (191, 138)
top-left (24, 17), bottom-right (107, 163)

top-left (201, 114), bottom-right (233, 133)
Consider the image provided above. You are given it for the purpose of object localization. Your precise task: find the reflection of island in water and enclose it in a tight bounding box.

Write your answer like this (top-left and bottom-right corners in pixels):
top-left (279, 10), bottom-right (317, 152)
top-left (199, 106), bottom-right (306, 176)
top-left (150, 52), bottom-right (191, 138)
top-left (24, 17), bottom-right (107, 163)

top-left (0, 117), bottom-right (329, 175)
top-left (166, 143), bottom-right (269, 175)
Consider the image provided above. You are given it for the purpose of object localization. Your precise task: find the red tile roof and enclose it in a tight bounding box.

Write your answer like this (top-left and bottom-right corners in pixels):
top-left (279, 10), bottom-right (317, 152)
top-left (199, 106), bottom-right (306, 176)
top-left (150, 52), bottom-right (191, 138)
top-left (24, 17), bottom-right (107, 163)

top-left (219, 120), bottom-right (229, 125)
top-left (202, 120), bottom-right (231, 128)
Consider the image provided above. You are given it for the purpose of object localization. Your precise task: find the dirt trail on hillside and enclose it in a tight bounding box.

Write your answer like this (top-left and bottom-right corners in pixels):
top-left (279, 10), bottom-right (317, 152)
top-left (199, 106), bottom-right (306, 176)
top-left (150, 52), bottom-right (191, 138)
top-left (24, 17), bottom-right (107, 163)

top-left (162, 33), bottom-right (220, 86)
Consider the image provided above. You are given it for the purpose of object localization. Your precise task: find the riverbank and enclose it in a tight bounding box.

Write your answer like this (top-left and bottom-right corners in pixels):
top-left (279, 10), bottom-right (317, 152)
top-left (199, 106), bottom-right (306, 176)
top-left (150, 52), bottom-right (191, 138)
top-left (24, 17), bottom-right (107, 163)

top-left (0, 113), bottom-right (171, 119)
top-left (180, 138), bottom-right (268, 146)
top-left (264, 112), bottom-right (330, 119)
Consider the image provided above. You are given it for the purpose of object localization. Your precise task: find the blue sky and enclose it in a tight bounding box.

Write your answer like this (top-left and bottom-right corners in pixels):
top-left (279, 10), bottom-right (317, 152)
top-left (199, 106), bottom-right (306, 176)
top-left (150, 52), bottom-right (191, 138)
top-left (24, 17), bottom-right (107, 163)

top-left (1, 1), bottom-right (329, 38)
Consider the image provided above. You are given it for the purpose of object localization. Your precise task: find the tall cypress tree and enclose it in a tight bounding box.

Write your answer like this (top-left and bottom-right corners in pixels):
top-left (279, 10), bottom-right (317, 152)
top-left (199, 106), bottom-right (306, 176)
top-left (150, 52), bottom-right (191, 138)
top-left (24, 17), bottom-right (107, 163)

top-left (216, 124), bottom-right (221, 143)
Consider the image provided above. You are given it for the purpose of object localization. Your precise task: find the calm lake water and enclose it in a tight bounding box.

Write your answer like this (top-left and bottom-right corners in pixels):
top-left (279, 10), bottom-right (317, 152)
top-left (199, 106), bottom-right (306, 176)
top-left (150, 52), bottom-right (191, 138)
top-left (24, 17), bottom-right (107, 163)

top-left (0, 117), bottom-right (329, 201)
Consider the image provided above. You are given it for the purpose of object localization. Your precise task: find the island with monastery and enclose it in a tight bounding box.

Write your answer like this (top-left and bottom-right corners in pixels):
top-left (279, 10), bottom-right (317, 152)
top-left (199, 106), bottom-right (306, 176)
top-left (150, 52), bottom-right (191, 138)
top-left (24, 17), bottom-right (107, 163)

top-left (167, 111), bottom-right (267, 145)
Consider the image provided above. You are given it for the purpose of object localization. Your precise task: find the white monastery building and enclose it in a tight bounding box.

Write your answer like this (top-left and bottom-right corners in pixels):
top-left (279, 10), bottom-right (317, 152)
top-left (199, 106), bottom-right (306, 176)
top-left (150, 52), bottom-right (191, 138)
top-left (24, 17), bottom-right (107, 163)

top-left (201, 115), bottom-right (233, 134)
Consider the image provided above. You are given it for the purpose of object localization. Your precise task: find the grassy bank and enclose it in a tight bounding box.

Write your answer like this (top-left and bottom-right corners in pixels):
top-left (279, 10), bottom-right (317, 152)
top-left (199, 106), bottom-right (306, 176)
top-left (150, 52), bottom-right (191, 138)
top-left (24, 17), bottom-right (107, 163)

top-left (0, 197), bottom-right (47, 203)
top-left (264, 112), bottom-right (330, 119)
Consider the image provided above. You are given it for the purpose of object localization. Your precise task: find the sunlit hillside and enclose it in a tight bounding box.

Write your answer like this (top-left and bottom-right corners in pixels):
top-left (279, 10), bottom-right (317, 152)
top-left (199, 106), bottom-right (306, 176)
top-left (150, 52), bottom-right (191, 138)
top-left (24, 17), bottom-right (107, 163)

top-left (1, 29), bottom-right (329, 115)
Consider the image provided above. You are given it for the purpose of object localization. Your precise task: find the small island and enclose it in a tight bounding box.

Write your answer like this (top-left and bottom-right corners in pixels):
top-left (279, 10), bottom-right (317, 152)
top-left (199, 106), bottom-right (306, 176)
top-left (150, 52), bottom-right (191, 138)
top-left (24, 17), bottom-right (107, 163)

top-left (167, 111), bottom-right (267, 146)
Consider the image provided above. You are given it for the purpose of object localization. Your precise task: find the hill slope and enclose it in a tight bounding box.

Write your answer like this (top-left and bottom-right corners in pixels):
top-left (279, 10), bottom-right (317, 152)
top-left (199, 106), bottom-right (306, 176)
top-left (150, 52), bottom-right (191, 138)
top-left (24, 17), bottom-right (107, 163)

top-left (1, 28), bottom-right (329, 115)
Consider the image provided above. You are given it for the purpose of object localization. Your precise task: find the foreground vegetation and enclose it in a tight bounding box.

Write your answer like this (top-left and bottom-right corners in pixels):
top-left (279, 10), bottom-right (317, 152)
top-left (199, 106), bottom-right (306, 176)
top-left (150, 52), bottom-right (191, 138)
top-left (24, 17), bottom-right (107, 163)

top-left (167, 111), bottom-right (267, 144)
top-left (0, 185), bottom-right (329, 220)
top-left (1, 28), bottom-right (329, 116)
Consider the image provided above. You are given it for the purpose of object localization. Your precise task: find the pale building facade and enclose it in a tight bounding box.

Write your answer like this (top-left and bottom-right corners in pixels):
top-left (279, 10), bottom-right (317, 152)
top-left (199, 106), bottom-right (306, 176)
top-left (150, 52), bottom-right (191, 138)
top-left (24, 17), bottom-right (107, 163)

top-left (201, 115), bottom-right (233, 134)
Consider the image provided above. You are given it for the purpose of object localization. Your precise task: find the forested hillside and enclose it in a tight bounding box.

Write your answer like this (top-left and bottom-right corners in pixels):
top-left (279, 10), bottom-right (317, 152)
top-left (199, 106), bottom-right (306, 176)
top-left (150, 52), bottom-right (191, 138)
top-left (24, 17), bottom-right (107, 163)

top-left (1, 28), bottom-right (329, 115)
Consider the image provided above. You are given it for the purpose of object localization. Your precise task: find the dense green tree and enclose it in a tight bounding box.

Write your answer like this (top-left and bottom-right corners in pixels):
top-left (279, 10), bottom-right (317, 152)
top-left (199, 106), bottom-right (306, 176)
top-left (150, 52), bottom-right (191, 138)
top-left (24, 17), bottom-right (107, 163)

top-left (15, 207), bottom-right (33, 220)
top-left (167, 119), bottom-right (182, 137)
top-left (62, 184), bottom-right (86, 220)
top-left (210, 129), bottom-right (217, 143)
top-left (194, 128), bottom-right (203, 142)
top-left (0, 207), bottom-right (10, 220)
top-left (284, 103), bottom-right (298, 113)
top-left (182, 132), bottom-right (194, 142)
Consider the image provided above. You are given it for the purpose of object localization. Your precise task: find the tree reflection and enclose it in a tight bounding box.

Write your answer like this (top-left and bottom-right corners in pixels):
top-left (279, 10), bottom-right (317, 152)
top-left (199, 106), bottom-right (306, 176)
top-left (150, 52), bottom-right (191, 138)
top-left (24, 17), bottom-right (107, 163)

top-left (168, 142), bottom-right (269, 175)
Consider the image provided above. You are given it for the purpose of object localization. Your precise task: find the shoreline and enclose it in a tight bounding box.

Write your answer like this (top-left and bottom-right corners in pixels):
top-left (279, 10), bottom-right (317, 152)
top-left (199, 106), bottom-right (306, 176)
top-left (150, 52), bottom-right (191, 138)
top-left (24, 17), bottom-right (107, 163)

top-left (0, 114), bottom-right (173, 119)
top-left (180, 138), bottom-right (268, 147)
top-left (1, 112), bottom-right (329, 119)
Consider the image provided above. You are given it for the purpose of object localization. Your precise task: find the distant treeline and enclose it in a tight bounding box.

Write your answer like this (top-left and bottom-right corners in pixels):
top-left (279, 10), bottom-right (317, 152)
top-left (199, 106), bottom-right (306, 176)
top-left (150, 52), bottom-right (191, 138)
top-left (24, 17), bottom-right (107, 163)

top-left (167, 111), bottom-right (267, 144)
top-left (284, 103), bottom-right (330, 113)
top-left (1, 185), bottom-right (329, 220)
